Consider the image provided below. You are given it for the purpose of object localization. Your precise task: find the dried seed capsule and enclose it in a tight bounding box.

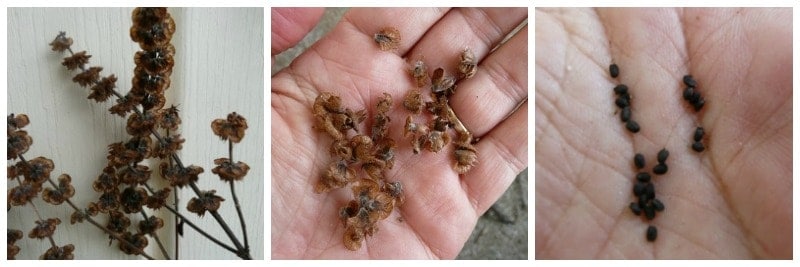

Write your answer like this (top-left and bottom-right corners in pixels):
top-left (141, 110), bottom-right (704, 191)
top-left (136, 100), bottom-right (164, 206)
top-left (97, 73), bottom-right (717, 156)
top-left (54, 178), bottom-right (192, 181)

top-left (683, 75), bottom-right (697, 88)
top-left (410, 60), bottom-right (428, 87)
top-left (609, 64), bottom-right (619, 78)
top-left (615, 95), bottom-right (630, 108)
top-left (657, 148), bottom-right (669, 163)
top-left (692, 141), bottom-right (705, 152)
top-left (646, 225), bottom-right (657, 241)
top-left (625, 120), bottom-right (640, 133)
top-left (682, 87), bottom-right (695, 101)
top-left (634, 153), bottom-right (645, 169)
top-left (694, 127), bottom-right (705, 142)
top-left (636, 172), bottom-right (651, 183)
top-left (644, 205), bottom-right (656, 220)
top-left (620, 106), bottom-right (631, 122)
top-left (652, 198), bottom-right (665, 211)
top-left (613, 84), bottom-right (628, 95)
top-left (374, 27), bottom-right (401, 51)
top-left (629, 202), bottom-right (642, 216)
top-left (633, 182), bottom-right (646, 196)
top-left (458, 48), bottom-right (477, 79)
top-left (653, 163), bottom-right (668, 175)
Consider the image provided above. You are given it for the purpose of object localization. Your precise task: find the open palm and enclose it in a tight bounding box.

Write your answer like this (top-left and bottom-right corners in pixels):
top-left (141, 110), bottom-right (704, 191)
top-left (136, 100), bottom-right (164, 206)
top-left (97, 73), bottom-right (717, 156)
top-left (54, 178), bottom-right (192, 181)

top-left (535, 8), bottom-right (791, 259)
top-left (271, 8), bottom-right (528, 259)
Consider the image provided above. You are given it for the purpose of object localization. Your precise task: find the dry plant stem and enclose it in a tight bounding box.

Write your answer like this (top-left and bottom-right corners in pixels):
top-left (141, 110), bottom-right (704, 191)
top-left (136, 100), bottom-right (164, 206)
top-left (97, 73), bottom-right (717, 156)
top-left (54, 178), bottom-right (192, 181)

top-left (228, 140), bottom-right (250, 252)
top-left (139, 210), bottom-right (171, 259)
top-left (62, 47), bottom-right (251, 260)
top-left (18, 155), bottom-right (156, 260)
top-left (445, 105), bottom-right (471, 138)
top-left (142, 183), bottom-right (238, 254)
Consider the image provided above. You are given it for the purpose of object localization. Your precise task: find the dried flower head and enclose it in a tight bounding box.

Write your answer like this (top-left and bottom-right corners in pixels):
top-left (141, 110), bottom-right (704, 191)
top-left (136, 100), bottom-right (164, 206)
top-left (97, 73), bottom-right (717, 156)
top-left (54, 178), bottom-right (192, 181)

top-left (403, 89), bottom-right (423, 114)
top-left (329, 139), bottom-right (353, 160)
top-left (40, 244), bottom-right (75, 260)
top-left (7, 130), bottom-right (32, 160)
top-left (92, 166), bottom-right (119, 193)
top-left (187, 190), bottom-right (225, 216)
top-left (130, 8), bottom-right (176, 49)
top-left (61, 50), bottom-right (91, 70)
top-left (8, 113), bottom-right (30, 129)
top-left (160, 163), bottom-right (203, 188)
top-left (431, 68), bottom-right (456, 97)
top-left (95, 189), bottom-right (121, 213)
top-left (8, 180), bottom-right (42, 206)
top-left (146, 187), bottom-right (171, 210)
top-left (119, 165), bottom-right (152, 186)
top-left (132, 66), bottom-right (170, 94)
top-left (49, 31), bottom-right (73, 52)
top-left (426, 130), bottom-right (450, 153)
top-left (70, 210), bottom-right (87, 224)
top-left (107, 137), bottom-right (152, 166)
top-left (139, 92), bottom-right (166, 111)
top-left (453, 143), bottom-right (478, 174)
top-left (374, 27), bottom-right (401, 51)
top-left (315, 160), bottom-right (355, 193)
top-left (106, 210), bottom-right (131, 234)
top-left (88, 74), bottom-right (117, 102)
top-left (375, 139), bottom-right (396, 169)
top-left (72, 66), bottom-right (103, 87)
top-left (350, 134), bottom-right (374, 162)
top-left (134, 44), bottom-right (175, 74)
top-left (458, 48), bottom-right (477, 79)
top-left (138, 215), bottom-right (164, 235)
top-left (212, 157), bottom-right (251, 182)
top-left (28, 218), bottom-right (61, 239)
top-left (20, 156), bottom-right (55, 184)
top-left (43, 174), bottom-right (75, 205)
top-left (8, 229), bottom-right (24, 259)
top-left (119, 232), bottom-right (148, 255)
top-left (153, 134), bottom-right (185, 159)
top-left (410, 60), bottom-right (429, 87)
top-left (158, 105), bottom-right (181, 131)
top-left (211, 112), bottom-right (248, 143)
top-left (313, 92), bottom-right (344, 114)
top-left (382, 181), bottom-right (405, 206)
top-left (343, 225), bottom-right (365, 251)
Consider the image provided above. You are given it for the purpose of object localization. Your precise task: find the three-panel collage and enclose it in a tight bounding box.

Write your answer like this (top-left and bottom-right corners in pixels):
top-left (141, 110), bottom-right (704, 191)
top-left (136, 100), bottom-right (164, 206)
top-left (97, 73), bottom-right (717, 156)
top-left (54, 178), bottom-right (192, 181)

top-left (5, 4), bottom-right (530, 261)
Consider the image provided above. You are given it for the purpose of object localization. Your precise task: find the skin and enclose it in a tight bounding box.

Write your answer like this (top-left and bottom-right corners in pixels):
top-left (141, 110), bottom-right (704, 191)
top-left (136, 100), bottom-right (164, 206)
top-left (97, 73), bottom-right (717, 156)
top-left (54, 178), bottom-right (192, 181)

top-left (271, 8), bottom-right (528, 259)
top-left (536, 8), bottom-right (791, 259)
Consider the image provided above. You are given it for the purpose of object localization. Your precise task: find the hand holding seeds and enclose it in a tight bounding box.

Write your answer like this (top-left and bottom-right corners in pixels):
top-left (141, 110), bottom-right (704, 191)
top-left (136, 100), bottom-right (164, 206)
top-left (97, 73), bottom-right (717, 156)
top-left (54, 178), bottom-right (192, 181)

top-left (536, 7), bottom-right (791, 259)
top-left (272, 7), bottom-right (528, 259)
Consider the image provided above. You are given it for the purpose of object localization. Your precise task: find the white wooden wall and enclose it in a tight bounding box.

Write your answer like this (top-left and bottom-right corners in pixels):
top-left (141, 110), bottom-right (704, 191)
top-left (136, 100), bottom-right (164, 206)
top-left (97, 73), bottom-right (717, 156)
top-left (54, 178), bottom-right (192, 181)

top-left (7, 7), bottom-right (264, 260)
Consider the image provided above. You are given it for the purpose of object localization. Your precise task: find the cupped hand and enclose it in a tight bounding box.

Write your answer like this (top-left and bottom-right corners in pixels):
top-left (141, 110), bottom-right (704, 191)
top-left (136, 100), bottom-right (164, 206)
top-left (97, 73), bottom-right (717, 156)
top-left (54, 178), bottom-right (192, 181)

top-left (271, 8), bottom-right (528, 259)
top-left (536, 8), bottom-right (791, 259)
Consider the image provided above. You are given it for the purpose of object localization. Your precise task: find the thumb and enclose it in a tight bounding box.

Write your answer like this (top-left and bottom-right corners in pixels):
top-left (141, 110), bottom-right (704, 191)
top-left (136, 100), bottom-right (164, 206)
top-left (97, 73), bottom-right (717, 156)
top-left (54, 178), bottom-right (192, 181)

top-left (271, 7), bottom-right (325, 56)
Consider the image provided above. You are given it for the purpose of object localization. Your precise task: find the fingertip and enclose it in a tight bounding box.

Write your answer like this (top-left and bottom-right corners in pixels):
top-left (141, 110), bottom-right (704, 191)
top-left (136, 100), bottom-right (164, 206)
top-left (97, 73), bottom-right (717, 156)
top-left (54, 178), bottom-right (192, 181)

top-left (271, 7), bottom-right (326, 55)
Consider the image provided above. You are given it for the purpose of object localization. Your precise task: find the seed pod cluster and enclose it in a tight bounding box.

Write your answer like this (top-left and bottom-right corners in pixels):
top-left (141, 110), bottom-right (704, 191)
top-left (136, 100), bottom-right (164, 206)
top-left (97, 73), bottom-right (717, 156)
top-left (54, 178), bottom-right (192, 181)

top-left (609, 64), bottom-right (640, 133)
top-left (629, 150), bottom-right (668, 242)
top-left (682, 75), bottom-right (705, 111)
top-left (312, 91), bottom-right (404, 251)
top-left (691, 126), bottom-right (705, 152)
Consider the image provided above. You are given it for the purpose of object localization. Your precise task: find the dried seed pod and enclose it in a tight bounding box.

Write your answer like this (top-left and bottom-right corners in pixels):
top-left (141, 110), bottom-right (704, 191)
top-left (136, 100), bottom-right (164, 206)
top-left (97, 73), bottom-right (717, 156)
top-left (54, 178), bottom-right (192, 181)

top-left (403, 89), bottom-right (423, 114)
top-left (42, 174), bottom-right (75, 205)
top-left (62, 51), bottom-right (91, 70)
top-left (186, 190), bottom-right (225, 216)
top-left (454, 143), bottom-right (478, 174)
top-left (28, 218), bottom-right (61, 239)
top-left (376, 92), bottom-right (393, 113)
top-left (88, 75), bottom-right (117, 103)
top-left (72, 66), bottom-right (103, 87)
top-left (458, 48), bottom-right (477, 79)
top-left (609, 64), bottom-right (619, 78)
top-left (8, 113), bottom-right (30, 129)
top-left (211, 157), bottom-right (251, 182)
top-left (382, 181), bottom-right (404, 206)
top-left (49, 31), bottom-right (73, 52)
top-left (410, 60), bottom-right (428, 87)
top-left (431, 68), bottom-right (456, 96)
top-left (211, 112), bottom-right (248, 143)
top-left (351, 134), bottom-right (374, 162)
top-left (374, 27), bottom-right (401, 51)
top-left (343, 225), bottom-right (365, 251)
top-left (134, 44), bottom-right (175, 74)
top-left (426, 130), bottom-right (450, 152)
top-left (315, 160), bottom-right (355, 193)
top-left (329, 139), bottom-right (353, 160)
top-left (40, 244), bottom-right (75, 260)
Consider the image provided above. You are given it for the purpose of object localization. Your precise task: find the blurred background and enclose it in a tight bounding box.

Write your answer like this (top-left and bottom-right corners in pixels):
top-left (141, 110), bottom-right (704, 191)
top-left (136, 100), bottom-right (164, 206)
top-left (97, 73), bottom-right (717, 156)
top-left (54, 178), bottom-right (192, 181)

top-left (271, 7), bottom-right (527, 260)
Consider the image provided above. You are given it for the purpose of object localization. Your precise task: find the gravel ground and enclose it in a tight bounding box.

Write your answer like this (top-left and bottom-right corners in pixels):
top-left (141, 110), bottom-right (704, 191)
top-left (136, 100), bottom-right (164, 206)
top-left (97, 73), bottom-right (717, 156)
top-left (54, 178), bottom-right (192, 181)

top-left (271, 7), bottom-right (528, 259)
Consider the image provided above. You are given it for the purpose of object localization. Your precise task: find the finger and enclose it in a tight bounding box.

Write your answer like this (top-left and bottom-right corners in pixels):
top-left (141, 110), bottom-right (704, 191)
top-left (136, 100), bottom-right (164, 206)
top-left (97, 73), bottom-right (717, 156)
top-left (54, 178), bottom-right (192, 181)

top-left (462, 102), bottom-right (528, 214)
top-left (451, 25), bottom-right (528, 138)
top-left (271, 7), bottom-right (325, 55)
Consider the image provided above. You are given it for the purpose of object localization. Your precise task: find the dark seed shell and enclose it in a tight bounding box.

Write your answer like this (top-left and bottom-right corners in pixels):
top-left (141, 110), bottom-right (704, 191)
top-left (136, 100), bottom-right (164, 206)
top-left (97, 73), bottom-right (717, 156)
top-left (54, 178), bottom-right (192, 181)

top-left (694, 127), bottom-right (705, 142)
top-left (626, 120), bottom-right (640, 133)
top-left (636, 172), bottom-right (651, 183)
top-left (692, 141), bottom-right (705, 152)
top-left (653, 163), bottom-right (668, 175)
top-left (646, 225), bottom-right (658, 241)
top-left (614, 84), bottom-right (628, 95)
top-left (621, 106), bottom-right (631, 122)
top-left (652, 198), bottom-right (665, 211)
top-left (683, 75), bottom-right (697, 87)
top-left (629, 202), bottom-right (642, 216)
top-left (610, 64), bottom-right (619, 78)
top-left (634, 153), bottom-right (645, 169)
top-left (657, 148), bottom-right (669, 163)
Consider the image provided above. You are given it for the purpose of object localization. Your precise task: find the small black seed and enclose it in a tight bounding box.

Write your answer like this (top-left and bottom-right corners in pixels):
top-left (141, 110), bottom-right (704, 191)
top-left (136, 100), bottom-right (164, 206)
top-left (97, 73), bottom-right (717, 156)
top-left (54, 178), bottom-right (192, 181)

top-left (629, 202), bottom-right (642, 216)
top-left (657, 148), bottom-right (669, 163)
top-left (692, 141), bottom-right (705, 152)
top-left (693, 97), bottom-right (705, 111)
top-left (614, 84), bottom-right (628, 95)
top-left (653, 163), bottom-right (668, 175)
top-left (621, 106), bottom-right (631, 122)
top-left (646, 225), bottom-right (658, 241)
top-left (683, 75), bottom-right (697, 88)
top-left (652, 198), bottom-right (665, 211)
top-left (694, 127), bottom-right (705, 142)
top-left (634, 153), bottom-right (645, 169)
top-left (644, 205), bottom-right (656, 220)
top-left (638, 194), bottom-right (649, 207)
top-left (610, 64), bottom-right (619, 78)
top-left (644, 182), bottom-right (655, 199)
top-left (682, 87), bottom-right (695, 101)
top-left (636, 172), bottom-right (651, 183)
top-left (633, 182), bottom-right (646, 196)
top-left (615, 96), bottom-right (630, 108)
top-left (626, 120), bottom-right (640, 133)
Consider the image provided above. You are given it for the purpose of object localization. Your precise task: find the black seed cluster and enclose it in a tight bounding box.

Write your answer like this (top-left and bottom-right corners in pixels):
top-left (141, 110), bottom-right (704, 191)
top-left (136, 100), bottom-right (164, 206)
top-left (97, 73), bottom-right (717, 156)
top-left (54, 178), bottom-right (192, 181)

top-left (629, 150), bottom-right (668, 241)
top-left (682, 75), bottom-right (705, 111)
top-left (610, 64), bottom-right (640, 133)
top-left (692, 126), bottom-right (705, 152)
top-left (653, 148), bottom-right (668, 175)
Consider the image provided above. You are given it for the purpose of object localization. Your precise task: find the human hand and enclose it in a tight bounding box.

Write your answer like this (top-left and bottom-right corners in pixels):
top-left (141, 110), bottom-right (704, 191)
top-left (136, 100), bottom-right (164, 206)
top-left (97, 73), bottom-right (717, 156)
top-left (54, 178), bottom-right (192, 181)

top-left (271, 7), bottom-right (528, 259)
top-left (535, 8), bottom-right (791, 259)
